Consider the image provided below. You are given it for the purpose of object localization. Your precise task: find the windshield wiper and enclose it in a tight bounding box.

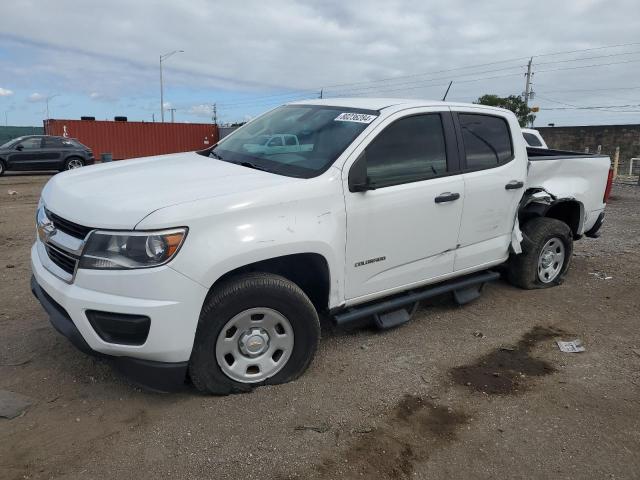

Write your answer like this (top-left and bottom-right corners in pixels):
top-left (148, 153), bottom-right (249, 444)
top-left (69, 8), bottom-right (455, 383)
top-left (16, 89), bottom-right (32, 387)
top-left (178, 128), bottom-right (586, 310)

top-left (237, 161), bottom-right (270, 172)
top-left (209, 150), bottom-right (224, 160)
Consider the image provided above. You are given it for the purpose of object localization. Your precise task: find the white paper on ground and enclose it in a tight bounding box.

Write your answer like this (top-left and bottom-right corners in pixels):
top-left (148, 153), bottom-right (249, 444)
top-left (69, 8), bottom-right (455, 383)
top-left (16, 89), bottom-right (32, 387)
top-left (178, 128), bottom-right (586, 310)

top-left (556, 339), bottom-right (586, 353)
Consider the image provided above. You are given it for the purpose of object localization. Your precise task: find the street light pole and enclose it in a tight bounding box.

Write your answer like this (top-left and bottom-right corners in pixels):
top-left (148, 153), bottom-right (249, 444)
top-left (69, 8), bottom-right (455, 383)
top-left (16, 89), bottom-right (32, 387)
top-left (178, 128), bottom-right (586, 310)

top-left (46, 94), bottom-right (60, 120)
top-left (159, 50), bottom-right (184, 123)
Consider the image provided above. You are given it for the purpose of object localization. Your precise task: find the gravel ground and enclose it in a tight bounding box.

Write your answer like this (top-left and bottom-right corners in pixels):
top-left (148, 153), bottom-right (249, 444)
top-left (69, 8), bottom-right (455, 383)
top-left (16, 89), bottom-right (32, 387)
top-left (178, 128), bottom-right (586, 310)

top-left (1, 172), bottom-right (639, 480)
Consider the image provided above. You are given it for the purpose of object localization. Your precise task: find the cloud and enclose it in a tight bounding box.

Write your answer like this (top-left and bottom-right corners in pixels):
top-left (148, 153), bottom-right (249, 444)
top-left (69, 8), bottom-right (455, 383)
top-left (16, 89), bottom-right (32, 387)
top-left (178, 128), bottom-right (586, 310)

top-left (28, 92), bottom-right (45, 102)
top-left (0, 0), bottom-right (638, 125)
top-left (0, 87), bottom-right (14, 97)
top-left (188, 104), bottom-right (213, 117)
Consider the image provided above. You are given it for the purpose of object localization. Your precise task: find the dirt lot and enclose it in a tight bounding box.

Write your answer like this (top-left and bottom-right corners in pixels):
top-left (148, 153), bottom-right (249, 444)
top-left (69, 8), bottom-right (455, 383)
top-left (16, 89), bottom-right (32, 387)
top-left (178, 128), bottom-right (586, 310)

top-left (1, 173), bottom-right (639, 480)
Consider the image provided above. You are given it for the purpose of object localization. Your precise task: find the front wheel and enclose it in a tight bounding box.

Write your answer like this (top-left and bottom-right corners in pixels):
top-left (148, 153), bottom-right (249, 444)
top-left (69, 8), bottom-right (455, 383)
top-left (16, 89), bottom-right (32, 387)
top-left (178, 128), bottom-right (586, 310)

top-left (189, 273), bottom-right (320, 395)
top-left (507, 217), bottom-right (573, 289)
top-left (0, 160), bottom-right (5, 176)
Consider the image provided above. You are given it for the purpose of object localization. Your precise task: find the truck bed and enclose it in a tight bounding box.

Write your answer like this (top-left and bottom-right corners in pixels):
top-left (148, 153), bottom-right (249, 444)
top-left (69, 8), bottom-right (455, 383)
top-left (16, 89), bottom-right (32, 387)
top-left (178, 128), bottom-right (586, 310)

top-left (525, 147), bottom-right (611, 234)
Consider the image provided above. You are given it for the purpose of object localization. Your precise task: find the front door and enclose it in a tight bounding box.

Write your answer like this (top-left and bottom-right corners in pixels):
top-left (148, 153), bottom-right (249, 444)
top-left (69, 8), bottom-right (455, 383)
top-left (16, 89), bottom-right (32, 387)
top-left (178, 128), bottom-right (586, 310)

top-left (8, 137), bottom-right (46, 170)
top-left (343, 109), bottom-right (465, 302)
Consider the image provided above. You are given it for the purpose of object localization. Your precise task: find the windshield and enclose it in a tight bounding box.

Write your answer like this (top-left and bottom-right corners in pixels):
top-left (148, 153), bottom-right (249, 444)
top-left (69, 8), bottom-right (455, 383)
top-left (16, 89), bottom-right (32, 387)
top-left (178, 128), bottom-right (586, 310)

top-left (0, 137), bottom-right (21, 149)
top-left (210, 105), bottom-right (378, 178)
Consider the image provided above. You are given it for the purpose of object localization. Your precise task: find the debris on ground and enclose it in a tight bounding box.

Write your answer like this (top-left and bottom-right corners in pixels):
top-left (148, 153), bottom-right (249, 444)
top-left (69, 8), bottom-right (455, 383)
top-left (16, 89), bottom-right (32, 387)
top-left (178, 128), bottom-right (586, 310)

top-left (632, 349), bottom-right (640, 358)
top-left (472, 331), bottom-right (485, 338)
top-left (5, 264), bottom-right (15, 269)
top-left (294, 424), bottom-right (330, 433)
top-left (7, 190), bottom-right (18, 195)
top-left (589, 272), bottom-right (613, 280)
top-left (353, 426), bottom-right (374, 434)
top-left (0, 390), bottom-right (34, 419)
top-left (556, 339), bottom-right (586, 353)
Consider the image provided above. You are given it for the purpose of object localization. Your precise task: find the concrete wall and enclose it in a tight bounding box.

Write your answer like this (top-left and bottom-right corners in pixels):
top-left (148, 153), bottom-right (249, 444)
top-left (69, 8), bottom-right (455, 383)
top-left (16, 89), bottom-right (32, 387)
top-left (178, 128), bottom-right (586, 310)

top-left (537, 124), bottom-right (640, 175)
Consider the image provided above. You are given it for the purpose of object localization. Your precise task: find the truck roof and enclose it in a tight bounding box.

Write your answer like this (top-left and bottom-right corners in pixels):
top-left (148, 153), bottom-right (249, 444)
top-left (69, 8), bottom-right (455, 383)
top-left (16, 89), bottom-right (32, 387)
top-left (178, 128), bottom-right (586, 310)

top-left (290, 97), bottom-right (509, 114)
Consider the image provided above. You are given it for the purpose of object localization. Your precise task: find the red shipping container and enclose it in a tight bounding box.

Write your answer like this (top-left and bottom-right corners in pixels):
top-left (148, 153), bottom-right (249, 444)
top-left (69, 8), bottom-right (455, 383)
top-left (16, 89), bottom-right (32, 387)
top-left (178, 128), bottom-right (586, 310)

top-left (43, 119), bottom-right (219, 160)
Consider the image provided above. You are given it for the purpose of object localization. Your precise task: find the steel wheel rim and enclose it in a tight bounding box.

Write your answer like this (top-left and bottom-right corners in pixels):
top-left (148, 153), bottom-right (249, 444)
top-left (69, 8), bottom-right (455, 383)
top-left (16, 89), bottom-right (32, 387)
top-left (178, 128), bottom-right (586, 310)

top-left (537, 237), bottom-right (565, 283)
top-left (67, 159), bottom-right (83, 169)
top-left (215, 307), bottom-right (294, 383)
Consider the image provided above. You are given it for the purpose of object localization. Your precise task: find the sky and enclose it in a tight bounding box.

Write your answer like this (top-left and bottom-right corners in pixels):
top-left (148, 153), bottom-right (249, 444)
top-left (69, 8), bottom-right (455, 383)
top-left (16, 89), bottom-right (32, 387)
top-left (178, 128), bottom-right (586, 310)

top-left (1, 0), bottom-right (639, 127)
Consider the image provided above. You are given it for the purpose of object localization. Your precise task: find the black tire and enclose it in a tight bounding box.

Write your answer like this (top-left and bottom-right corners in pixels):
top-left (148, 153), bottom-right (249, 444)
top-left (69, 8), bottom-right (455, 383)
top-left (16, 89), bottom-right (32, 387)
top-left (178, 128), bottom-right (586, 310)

top-left (507, 217), bottom-right (573, 289)
top-left (189, 273), bottom-right (320, 395)
top-left (63, 157), bottom-right (84, 171)
top-left (0, 160), bottom-right (5, 176)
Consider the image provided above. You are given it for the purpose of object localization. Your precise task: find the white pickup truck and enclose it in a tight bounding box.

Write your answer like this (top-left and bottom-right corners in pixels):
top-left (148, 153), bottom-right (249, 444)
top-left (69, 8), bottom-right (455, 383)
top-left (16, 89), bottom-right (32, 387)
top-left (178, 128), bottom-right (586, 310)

top-left (31, 98), bottom-right (612, 394)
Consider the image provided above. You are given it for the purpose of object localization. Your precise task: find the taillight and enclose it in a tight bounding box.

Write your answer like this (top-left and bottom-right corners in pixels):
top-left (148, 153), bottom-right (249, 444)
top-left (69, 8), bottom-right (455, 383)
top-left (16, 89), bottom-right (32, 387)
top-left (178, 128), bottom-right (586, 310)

top-left (603, 167), bottom-right (614, 203)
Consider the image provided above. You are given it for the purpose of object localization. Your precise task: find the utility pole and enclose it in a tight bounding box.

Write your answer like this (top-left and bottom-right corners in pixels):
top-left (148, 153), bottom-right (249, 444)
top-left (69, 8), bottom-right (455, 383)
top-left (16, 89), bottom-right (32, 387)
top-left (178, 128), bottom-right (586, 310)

top-left (319, 89), bottom-right (323, 99)
top-left (212, 103), bottom-right (218, 125)
top-left (169, 108), bottom-right (176, 123)
top-left (523, 57), bottom-right (533, 107)
top-left (152, 113), bottom-right (155, 123)
top-left (522, 57), bottom-right (535, 127)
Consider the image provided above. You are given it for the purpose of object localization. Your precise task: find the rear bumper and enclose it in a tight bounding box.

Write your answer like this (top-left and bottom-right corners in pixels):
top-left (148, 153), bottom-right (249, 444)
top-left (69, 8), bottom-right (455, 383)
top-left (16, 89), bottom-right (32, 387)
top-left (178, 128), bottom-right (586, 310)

top-left (31, 275), bottom-right (188, 392)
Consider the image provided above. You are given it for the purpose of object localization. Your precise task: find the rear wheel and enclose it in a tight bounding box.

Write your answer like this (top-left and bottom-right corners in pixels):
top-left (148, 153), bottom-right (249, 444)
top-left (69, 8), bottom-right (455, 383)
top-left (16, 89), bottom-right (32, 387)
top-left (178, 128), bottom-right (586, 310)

top-left (507, 217), bottom-right (573, 289)
top-left (189, 273), bottom-right (320, 395)
top-left (64, 157), bottom-right (84, 170)
top-left (0, 160), bottom-right (5, 176)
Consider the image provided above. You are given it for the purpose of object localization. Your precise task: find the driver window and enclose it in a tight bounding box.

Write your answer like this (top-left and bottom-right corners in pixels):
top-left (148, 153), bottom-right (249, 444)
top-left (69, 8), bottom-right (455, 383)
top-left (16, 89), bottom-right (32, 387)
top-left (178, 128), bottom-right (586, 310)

top-left (18, 137), bottom-right (42, 149)
top-left (365, 114), bottom-right (448, 187)
top-left (268, 137), bottom-right (283, 147)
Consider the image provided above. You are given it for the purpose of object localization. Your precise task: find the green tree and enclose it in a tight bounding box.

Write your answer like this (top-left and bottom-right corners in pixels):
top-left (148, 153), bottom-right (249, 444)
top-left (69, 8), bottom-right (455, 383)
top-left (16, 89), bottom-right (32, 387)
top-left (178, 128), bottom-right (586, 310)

top-left (474, 94), bottom-right (535, 127)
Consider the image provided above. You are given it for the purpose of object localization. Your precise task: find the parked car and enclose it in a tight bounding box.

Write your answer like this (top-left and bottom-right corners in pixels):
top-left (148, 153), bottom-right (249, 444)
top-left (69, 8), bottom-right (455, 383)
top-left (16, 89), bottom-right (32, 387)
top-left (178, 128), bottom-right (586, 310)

top-left (522, 128), bottom-right (549, 148)
top-left (0, 135), bottom-right (94, 175)
top-left (31, 99), bottom-right (611, 394)
top-left (243, 133), bottom-right (313, 154)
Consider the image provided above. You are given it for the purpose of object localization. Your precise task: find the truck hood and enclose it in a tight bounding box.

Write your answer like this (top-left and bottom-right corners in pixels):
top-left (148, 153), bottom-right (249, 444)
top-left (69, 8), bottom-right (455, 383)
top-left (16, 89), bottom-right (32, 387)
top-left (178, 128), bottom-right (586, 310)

top-left (41, 151), bottom-right (298, 229)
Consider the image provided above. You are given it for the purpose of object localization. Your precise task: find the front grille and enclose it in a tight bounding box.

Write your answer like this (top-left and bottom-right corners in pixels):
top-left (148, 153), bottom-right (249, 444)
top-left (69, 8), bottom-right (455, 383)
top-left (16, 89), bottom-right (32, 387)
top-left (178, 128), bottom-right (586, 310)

top-left (46, 209), bottom-right (92, 239)
top-left (45, 244), bottom-right (78, 275)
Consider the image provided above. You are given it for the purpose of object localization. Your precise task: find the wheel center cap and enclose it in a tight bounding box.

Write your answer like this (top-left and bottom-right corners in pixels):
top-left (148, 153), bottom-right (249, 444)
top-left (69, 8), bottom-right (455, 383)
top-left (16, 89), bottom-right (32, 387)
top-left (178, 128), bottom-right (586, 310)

top-left (541, 251), bottom-right (555, 268)
top-left (238, 328), bottom-right (270, 357)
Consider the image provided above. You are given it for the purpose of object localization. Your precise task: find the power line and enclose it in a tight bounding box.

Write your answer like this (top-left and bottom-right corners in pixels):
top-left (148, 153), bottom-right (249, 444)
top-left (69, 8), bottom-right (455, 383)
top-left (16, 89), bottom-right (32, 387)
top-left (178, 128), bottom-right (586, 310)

top-left (212, 42), bottom-right (640, 108)
top-left (533, 51), bottom-right (640, 66)
top-left (536, 85), bottom-right (640, 94)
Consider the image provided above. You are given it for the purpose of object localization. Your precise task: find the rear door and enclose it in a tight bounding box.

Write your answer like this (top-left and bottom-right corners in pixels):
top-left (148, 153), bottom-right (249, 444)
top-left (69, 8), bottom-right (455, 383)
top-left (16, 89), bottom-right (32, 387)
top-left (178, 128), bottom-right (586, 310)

top-left (40, 137), bottom-right (64, 168)
top-left (7, 137), bottom-right (45, 170)
top-left (451, 108), bottom-right (527, 271)
top-left (343, 108), bottom-right (465, 302)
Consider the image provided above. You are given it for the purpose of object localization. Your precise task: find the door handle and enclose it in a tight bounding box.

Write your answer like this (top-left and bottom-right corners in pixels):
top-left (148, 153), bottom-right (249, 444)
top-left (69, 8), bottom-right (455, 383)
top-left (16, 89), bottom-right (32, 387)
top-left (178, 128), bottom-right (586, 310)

top-left (434, 192), bottom-right (460, 204)
top-left (505, 180), bottom-right (524, 190)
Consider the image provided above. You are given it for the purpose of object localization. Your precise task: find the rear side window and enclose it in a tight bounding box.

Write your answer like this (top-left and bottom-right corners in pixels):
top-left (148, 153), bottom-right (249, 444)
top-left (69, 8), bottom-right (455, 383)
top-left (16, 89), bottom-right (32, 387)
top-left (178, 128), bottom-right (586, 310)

top-left (523, 132), bottom-right (542, 147)
top-left (459, 114), bottom-right (513, 169)
top-left (43, 137), bottom-right (64, 148)
top-left (365, 114), bottom-right (447, 187)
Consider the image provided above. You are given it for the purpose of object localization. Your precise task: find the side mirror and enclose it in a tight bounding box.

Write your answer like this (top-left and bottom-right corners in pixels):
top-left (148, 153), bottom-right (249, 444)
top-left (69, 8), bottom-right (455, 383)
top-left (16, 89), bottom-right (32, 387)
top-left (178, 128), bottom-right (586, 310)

top-left (15, 144), bottom-right (24, 151)
top-left (348, 151), bottom-right (374, 192)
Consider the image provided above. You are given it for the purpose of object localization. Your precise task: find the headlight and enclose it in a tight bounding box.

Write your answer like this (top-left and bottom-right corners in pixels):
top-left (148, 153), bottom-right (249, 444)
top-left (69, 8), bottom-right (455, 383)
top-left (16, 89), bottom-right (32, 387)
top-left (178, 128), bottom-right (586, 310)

top-left (79, 228), bottom-right (187, 270)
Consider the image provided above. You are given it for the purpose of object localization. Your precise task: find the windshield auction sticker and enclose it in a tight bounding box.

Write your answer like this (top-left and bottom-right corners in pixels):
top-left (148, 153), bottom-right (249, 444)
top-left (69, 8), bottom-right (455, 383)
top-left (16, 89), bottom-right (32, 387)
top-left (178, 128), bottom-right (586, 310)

top-left (334, 112), bottom-right (378, 124)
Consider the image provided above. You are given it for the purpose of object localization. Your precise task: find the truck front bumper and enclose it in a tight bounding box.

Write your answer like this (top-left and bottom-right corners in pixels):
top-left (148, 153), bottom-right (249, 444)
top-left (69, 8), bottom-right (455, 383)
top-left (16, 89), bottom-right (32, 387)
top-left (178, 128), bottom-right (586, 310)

top-left (31, 242), bottom-right (208, 391)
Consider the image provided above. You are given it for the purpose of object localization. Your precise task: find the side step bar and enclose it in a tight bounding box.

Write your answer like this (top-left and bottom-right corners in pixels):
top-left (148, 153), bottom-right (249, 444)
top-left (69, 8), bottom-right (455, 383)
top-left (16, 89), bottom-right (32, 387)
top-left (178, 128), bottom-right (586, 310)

top-left (333, 270), bottom-right (500, 327)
